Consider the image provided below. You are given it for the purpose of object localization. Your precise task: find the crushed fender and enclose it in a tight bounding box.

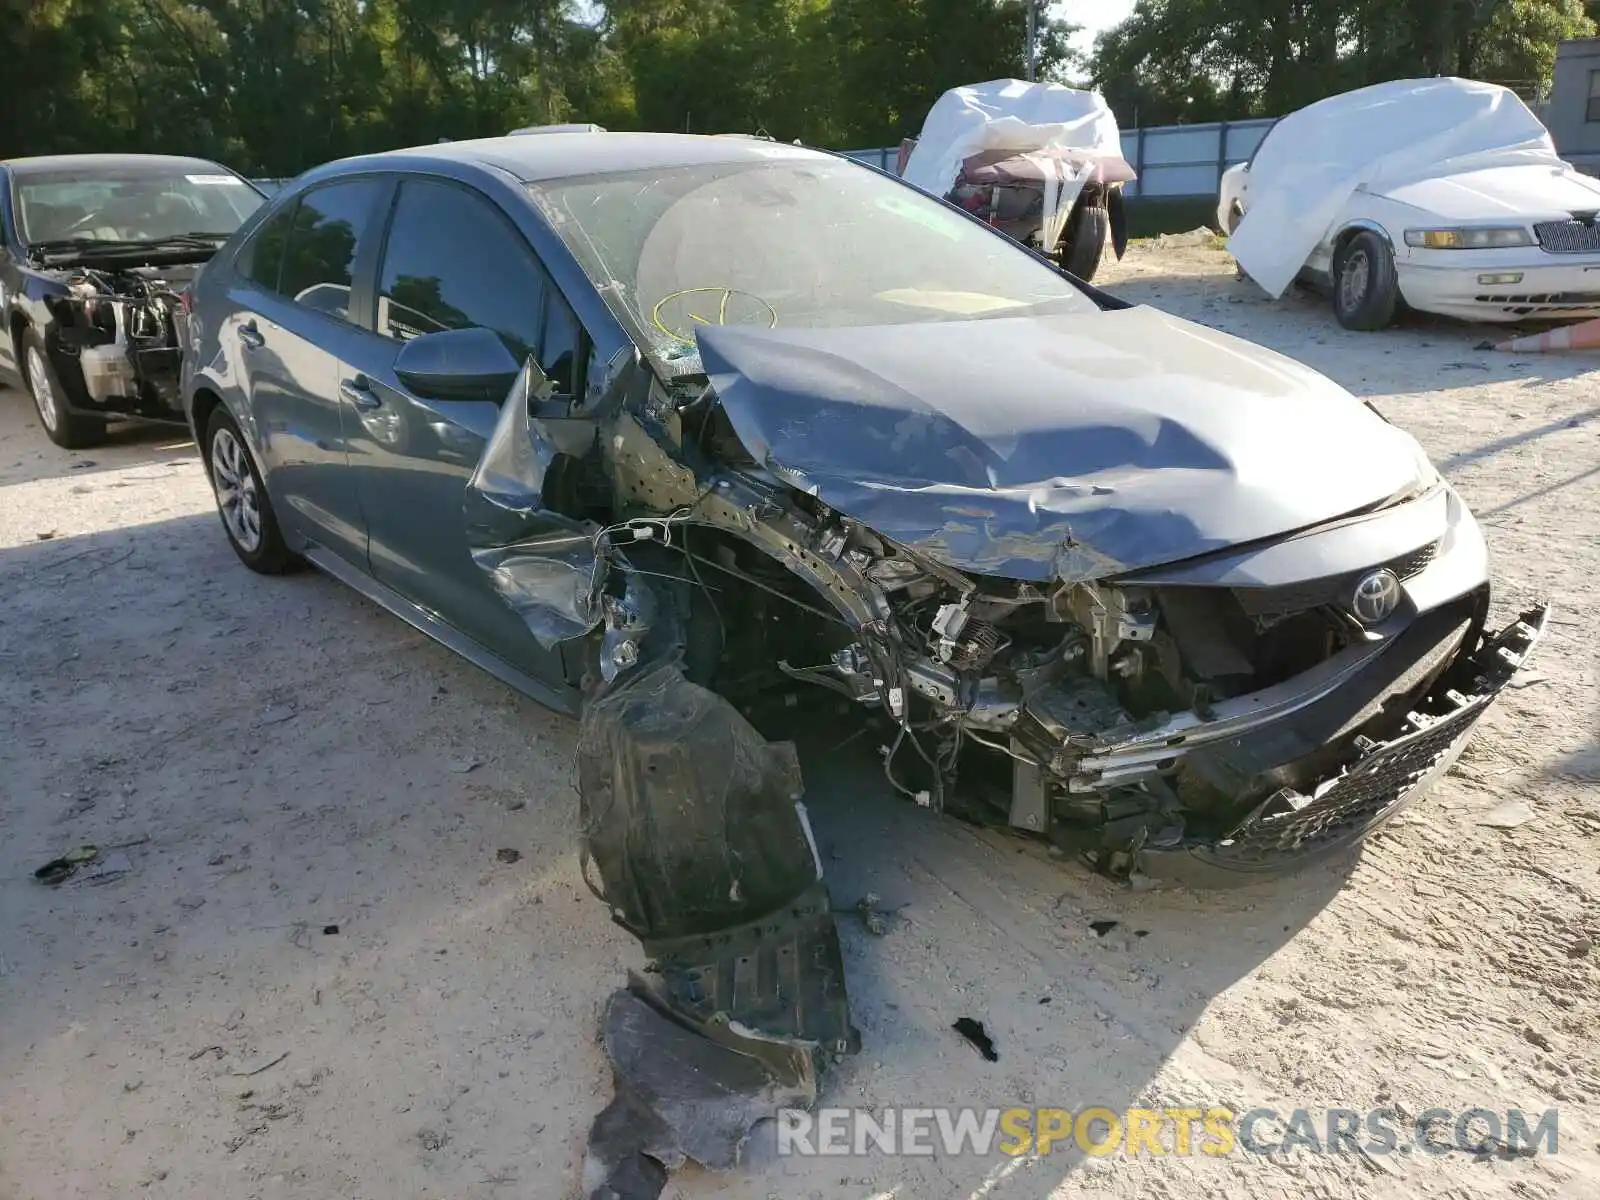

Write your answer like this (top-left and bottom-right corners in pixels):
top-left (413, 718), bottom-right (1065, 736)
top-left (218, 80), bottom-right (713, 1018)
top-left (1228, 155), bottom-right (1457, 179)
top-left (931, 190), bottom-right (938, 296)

top-left (578, 658), bottom-right (858, 1198)
top-left (464, 361), bottom-right (606, 648)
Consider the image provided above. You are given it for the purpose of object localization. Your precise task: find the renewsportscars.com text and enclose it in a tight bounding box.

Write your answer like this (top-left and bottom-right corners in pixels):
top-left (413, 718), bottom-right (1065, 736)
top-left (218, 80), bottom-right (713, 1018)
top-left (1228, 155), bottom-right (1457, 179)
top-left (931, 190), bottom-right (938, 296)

top-left (776, 1105), bottom-right (1561, 1158)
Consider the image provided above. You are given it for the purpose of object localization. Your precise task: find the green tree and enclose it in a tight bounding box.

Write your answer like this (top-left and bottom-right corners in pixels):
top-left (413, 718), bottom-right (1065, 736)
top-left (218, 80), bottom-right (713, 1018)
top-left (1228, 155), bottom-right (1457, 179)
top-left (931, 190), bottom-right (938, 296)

top-left (1090, 0), bottom-right (1593, 126)
top-left (2, 0), bottom-right (1095, 175)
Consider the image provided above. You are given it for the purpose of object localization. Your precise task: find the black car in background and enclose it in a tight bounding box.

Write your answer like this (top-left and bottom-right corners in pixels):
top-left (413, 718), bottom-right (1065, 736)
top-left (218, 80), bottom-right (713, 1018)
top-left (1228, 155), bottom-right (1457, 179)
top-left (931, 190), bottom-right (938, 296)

top-left (0, 154), bottom-right (264, 447)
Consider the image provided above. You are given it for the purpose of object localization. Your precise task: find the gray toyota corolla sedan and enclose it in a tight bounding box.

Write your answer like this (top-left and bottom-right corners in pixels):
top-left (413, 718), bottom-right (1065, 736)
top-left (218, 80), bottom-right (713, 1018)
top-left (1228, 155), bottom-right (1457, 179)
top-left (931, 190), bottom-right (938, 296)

top-left (182, 130), bottom-right (1544, 1192)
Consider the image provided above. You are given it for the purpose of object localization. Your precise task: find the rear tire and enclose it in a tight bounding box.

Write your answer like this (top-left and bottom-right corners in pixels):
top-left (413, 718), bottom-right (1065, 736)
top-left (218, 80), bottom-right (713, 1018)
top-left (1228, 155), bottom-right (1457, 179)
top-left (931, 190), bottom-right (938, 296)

top-left (204, 406), bottom-right (296, 574)
top-left (1332, 231), bottom-right (1400, 331)
top-left (1058, 203), bottom-right (1109, 281)
top-left (22, 326), bottom-right (107, 449)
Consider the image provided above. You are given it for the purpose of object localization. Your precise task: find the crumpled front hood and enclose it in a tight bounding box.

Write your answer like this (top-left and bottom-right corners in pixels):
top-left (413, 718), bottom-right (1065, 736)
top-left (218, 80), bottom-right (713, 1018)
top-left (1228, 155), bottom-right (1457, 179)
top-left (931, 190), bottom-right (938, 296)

top-left (698, 307), bottom-right (1429, 582)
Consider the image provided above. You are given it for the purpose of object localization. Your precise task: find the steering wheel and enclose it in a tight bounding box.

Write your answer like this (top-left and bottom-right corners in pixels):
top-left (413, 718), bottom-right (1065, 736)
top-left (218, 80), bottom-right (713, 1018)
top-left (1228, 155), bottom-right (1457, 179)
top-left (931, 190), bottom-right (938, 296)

top-left (649, 287), bottom-right (778, 344)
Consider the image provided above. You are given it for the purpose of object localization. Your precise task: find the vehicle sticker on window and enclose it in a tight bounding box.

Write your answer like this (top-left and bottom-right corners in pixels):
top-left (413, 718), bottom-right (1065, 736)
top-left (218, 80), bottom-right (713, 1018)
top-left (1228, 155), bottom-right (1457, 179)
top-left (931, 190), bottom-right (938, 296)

top-left (186, 174), bottom-right (244, 186)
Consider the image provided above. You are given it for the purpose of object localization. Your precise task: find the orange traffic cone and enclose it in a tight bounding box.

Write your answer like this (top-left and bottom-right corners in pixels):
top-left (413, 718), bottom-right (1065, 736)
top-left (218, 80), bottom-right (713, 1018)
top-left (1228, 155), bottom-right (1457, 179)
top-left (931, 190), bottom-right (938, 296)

top-left (1494, 316), bottom-right (1600, 352)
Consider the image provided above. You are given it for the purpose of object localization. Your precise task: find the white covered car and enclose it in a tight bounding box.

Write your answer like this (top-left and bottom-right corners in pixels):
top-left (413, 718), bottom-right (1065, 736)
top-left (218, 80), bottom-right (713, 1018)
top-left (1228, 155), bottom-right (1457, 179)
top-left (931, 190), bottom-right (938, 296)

top-left (900, 79), bottom-right (1134, 281)
top-left (1219, 78), bottom-right (1600, 330)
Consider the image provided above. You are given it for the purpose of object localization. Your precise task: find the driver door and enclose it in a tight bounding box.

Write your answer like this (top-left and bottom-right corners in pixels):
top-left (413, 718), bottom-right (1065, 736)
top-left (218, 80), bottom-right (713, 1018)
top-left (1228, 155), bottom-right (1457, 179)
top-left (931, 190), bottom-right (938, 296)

top-left (338, 175), bottom-right (589, 683)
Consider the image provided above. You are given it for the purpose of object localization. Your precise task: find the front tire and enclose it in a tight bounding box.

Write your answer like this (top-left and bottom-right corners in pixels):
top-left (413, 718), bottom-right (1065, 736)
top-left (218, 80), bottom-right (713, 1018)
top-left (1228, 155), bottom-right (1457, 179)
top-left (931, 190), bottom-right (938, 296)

top-left (1058, 202), bottom-right (1109, 281)
top-left (22, 326), bottom-right (107, 449)
top-left (1332, 231), bottom-right (1400, 331)
top-left (204, 407), bottom-right (296, 574)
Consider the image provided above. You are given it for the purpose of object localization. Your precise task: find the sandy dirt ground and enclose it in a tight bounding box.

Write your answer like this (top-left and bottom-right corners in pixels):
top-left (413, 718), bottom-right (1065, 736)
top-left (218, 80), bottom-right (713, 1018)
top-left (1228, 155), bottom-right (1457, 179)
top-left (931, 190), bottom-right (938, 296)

top-left (1, 239), bottom-right (1597, 1200)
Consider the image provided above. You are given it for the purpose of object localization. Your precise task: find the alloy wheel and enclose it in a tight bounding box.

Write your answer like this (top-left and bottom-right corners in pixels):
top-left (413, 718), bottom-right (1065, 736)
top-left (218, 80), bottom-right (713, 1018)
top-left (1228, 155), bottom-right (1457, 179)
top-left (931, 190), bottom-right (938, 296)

top-left (210, 426), bottom-right (263, 553)
top-left (25, 345), bottom-right (61, 434)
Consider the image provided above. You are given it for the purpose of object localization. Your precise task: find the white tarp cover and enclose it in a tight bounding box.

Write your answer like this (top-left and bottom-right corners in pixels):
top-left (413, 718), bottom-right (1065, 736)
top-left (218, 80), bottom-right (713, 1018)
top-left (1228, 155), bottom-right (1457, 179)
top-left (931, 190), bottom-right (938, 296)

top-left (903, 79), bottom-right (1124, 252)
top-left (1229, 77), bottom-right (1561, 297)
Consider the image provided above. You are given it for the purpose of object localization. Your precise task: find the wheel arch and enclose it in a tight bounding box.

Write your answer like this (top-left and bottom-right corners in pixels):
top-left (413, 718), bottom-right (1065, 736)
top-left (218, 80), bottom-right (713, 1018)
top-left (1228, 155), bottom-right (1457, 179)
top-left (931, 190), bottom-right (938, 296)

top-left (190, 385), bottom-right (225, 458)
top-left (1332, 218), bottom-right (1395, 260)
top-left (8, 309), bottom-right (26, 370)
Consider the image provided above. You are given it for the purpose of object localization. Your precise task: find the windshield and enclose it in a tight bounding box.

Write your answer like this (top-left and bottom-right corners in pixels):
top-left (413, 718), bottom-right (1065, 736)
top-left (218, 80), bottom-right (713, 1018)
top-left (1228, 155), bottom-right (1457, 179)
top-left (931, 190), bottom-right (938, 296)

top-left (14, 164), bottom-right (264, 247)
top-left (527, 156), bottom-right (1095, 365)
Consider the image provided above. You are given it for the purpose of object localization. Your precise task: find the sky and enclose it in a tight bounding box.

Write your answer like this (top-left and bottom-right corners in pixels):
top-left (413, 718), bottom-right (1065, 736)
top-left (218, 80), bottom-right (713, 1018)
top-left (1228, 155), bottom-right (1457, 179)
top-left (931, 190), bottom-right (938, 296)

top-left (1059, 0), bottom-right (1137, 56)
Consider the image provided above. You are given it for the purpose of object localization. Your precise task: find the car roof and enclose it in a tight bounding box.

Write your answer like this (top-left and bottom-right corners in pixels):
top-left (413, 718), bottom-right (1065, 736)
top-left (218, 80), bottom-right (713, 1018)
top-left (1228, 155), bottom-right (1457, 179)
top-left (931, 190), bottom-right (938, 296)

top-left (2, 153), bottom-right (239, 177)
top-left (305, 132), bottom-right (833, 186)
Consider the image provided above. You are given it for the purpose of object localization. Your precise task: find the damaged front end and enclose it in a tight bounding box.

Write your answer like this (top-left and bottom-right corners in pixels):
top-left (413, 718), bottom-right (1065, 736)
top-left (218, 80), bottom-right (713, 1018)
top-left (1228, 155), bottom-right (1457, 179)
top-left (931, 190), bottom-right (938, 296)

top-left (39, 263), bottom-right (194, 418)
top-left (464, 310), bottom-right (1546, 1193)
top-left (676, 314), bottom-right (1550, 885)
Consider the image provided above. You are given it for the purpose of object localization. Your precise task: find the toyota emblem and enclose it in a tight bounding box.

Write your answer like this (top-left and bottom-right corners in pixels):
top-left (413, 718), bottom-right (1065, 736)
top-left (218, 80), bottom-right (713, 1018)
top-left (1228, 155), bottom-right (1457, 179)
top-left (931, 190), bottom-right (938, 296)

top-left (1351, 568), bottom-right (1401, 624)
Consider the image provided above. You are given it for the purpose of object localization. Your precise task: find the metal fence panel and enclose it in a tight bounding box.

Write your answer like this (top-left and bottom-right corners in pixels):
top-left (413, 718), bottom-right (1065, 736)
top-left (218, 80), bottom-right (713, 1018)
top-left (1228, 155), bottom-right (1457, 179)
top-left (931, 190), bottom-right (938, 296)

top-left (838, 148), bottom-right (896, 172)
top-left (1223, 121), bottom-right (1273, 162)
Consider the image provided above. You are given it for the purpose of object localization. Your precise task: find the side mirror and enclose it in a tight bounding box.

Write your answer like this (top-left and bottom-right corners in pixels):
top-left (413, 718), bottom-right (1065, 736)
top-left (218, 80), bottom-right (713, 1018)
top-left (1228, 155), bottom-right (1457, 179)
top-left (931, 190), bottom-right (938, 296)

top-left (394, 326), bottom-right (521, 403)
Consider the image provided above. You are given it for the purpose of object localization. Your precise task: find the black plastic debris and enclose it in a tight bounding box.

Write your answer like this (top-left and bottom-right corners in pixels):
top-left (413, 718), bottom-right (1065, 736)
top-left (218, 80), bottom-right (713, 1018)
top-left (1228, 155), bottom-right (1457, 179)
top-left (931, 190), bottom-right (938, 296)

top-left (495, 848), bottom-right (522, 864)
top-left (1089, 919), bottom-right (1119, 937)
top-left (578, 659), bottom-right (858, 1199)
top-left (34, 845), bottom-right (100, 885)
top-left (586, 982), bottom-right (819, 1197)
top-left (322, 924), bottom-right (340, 936)
top-left (953, 1017), bottom-right (998, 1062)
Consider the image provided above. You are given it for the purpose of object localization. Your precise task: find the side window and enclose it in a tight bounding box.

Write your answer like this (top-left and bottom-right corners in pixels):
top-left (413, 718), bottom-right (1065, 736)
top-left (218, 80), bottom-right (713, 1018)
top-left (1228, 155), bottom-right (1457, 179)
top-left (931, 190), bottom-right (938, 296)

top-left (377, 179), bottom-right (580, 391)
top-left (540, 296), bottom-right (582, 395)
top-left (277, 178), bottom-right (386, 323)
top-left (240, 203), bottom-right (296, 294)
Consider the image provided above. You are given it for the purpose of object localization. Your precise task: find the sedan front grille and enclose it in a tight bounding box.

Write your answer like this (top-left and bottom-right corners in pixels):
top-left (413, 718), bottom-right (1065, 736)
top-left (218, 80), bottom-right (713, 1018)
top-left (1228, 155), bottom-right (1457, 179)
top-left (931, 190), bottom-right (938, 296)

top-left (1233, 541), bottom-right (1439, 620)
top-left (1203, 702), bottom-right (1477, 863)
top-left (1533, 219), bottom-right (1600, 253)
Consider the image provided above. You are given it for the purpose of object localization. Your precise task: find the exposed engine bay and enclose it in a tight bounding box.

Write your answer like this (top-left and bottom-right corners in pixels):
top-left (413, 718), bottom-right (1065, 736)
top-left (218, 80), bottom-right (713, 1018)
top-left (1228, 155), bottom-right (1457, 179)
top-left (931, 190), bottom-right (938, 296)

top-left (47, 264), bottom-right (189, 416)
top-left (592, 430), bottom-right (1541, 884)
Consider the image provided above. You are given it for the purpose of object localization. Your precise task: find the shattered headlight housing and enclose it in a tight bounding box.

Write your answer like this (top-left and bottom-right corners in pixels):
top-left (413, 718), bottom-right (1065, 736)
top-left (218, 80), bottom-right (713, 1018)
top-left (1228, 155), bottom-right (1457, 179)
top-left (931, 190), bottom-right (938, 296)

top-left (1403, 226), bottom-right (1534, 250)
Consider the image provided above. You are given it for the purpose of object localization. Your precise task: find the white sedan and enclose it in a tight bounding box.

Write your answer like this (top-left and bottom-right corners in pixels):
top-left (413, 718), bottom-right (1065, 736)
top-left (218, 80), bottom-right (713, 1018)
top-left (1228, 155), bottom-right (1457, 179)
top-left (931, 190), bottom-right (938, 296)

top-left (1219, 78), bottom-right (1600, 330)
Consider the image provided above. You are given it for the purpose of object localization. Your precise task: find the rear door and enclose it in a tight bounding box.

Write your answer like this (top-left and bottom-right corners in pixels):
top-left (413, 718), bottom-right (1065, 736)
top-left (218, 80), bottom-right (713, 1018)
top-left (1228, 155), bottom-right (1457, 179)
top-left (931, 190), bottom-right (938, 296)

top-left (338, 175), bottom-right (590, 682)
top-left (225, 177), bottom-right (391, 566)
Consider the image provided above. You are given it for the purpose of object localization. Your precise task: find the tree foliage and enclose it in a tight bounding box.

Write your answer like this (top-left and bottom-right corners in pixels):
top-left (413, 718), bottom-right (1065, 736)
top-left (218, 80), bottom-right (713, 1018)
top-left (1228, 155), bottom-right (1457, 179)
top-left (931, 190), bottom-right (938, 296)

top-left (1091, 0), bottom-right (1595, 126)
top-left (5, 0), bottom-right (1587, 171)
top-left (0, 0), bottom-right (1078, 173)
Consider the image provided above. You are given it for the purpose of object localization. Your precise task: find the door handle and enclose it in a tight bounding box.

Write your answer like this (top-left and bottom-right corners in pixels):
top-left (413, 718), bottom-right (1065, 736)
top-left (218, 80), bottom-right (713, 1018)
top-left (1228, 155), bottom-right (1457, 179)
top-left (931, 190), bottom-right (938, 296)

top-left (339, 375), bottom-right (383, 411)
top-left (238, 321), bottom-right (264, 351)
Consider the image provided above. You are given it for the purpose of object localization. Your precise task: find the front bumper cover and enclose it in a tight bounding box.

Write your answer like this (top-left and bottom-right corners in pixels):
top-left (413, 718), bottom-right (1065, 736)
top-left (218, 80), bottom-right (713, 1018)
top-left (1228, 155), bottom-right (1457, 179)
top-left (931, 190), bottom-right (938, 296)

top-left (1400, 257), bottom-right (1600, 321)
top-left (1124, 604), bottom-right (1548, 887)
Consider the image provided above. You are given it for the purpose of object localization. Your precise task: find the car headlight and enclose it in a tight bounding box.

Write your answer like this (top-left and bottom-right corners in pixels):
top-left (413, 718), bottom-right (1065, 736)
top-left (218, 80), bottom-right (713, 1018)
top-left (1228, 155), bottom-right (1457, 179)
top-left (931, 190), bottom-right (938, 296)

top-left (1403, 226), bottom-right (1534, 249)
